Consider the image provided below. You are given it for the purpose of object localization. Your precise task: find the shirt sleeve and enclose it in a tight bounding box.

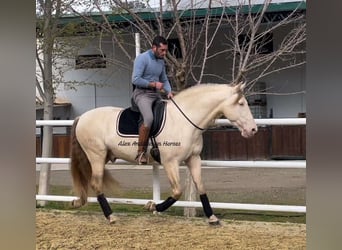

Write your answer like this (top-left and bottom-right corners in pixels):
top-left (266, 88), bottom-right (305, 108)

top-left (160, 63), bottom-right (172, 94)
top-left (132, 54), bottom-right (150, 88)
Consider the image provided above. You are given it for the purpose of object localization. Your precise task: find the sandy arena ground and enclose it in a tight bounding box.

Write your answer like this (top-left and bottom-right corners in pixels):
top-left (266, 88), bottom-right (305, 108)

top-left (37, 165), bottom-right (306, 249)
top-left (36, 209), bottom-right (306, 250)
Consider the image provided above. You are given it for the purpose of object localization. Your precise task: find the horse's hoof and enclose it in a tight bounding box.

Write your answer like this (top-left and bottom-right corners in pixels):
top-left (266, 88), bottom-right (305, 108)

top-left (208, 215), bottom-right (220, 226)
top-left (144, 201), bottom-right (156, 212)
top-left (107, 214), bottom-right (118, 224)
top-left (71, 199), bottom-right (81, 208)
top-left (209, 220), bottom-right (221, 226)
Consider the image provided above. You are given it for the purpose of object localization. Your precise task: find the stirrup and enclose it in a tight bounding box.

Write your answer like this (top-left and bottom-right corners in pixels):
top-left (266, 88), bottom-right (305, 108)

top-left (135, 152), bottom-right (147, 165)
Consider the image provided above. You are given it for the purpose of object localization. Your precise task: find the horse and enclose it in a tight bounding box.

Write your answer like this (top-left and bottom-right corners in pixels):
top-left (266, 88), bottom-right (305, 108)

top-left (70, 82), bottom-right (257, 225)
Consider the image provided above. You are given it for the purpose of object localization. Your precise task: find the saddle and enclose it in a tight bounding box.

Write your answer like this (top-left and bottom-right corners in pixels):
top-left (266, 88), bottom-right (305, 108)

top-left (116, 100), bottom-right (166, 138)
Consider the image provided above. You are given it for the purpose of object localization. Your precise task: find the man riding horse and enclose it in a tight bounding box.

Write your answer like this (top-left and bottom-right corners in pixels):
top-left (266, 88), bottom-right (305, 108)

top-left (131, 35), bottom-right (173, 164)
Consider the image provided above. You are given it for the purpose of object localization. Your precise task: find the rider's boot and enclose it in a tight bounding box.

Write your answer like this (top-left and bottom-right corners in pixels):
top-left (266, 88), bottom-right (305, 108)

top-left (135, 124), bottom-right (150, 165)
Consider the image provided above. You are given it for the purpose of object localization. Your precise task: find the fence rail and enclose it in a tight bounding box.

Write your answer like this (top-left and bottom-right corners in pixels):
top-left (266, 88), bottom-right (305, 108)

top-left (36, 118), bottom-right (306, 213)
top-left (36, 157), bottom-right (306, 168)
top-left (36, 118), bottom-right (306, 127)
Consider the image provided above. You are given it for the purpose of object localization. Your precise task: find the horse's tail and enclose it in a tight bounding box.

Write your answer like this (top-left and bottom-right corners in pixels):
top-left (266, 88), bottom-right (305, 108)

top-left (70, 117), bottom-right (120, 207)
top-left (70, 117), bottom-right (91, 207)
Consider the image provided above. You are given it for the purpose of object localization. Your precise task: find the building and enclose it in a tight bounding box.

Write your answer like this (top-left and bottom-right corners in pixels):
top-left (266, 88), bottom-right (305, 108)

top-left (36, 0), bottom-right (306, 160)
top-left (50, 0), bottom-right (306, 119)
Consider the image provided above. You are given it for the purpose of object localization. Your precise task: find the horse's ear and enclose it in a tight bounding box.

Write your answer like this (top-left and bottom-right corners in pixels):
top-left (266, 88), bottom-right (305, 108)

top-left (240, 82), bottom-right (246, 91)
top-left (231, 81), bottom-right (246, 104)
top-left (232, 81), bottom-right (246, 94)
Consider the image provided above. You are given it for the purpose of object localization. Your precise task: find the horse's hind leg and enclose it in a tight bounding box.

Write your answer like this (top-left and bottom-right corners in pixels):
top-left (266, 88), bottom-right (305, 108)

top-left (88, 154), bottom-right (117, 224)
top-left (185, 155), bottom-right (220, 225)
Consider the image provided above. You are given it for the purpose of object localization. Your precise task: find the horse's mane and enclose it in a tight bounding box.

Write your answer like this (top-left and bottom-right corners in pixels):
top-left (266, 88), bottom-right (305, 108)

top-left (173, 83), bottom-right (232, 101)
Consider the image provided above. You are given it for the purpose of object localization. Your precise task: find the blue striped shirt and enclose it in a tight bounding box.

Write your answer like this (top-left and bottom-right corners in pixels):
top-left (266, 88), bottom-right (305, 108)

top-left (132, 49), bottom-right (172, 93)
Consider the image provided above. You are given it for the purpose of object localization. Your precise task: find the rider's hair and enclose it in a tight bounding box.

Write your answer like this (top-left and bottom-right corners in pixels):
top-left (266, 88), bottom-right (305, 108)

top-left (152, 36), bottom-right (168, 47)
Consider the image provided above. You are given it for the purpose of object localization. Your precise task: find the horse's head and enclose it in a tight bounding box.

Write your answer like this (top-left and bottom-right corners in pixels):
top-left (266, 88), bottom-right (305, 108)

top-left (221, 82), bottom-right (257, 138)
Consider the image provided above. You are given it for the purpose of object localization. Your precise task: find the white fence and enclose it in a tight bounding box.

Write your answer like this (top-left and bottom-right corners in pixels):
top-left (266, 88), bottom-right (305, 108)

top-left (36, 118), bottom-right (306, 213)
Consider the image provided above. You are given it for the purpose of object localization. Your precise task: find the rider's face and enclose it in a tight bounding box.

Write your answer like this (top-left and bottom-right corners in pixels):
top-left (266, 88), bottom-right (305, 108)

top-left (152, 43), bottom-right (168, 59)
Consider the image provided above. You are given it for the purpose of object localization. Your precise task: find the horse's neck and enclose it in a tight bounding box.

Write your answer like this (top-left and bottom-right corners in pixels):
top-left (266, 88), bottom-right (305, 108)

top-left (171, 84), bottom-right (230, 130)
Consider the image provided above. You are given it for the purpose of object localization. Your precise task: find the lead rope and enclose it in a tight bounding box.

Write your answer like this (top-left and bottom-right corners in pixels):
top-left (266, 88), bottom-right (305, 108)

top-left (170, 97), bottom-right (205, 131)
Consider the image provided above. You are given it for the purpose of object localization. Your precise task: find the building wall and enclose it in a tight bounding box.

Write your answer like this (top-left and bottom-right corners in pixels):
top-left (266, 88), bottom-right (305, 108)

top-left (199, 23), bottom-right (306, 118)
top-left (264, 24), bottom-right (306, 118)
top-left (56, 34), bottom-right (135, 118)
top-left (56, 24), bottom-right (305, 119)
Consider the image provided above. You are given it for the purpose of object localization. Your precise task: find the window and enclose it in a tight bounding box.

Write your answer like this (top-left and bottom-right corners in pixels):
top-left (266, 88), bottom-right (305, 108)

top-left (75, 54), bottom-right (106, 69)
top-left (247, 82), bottom-right (267, 118)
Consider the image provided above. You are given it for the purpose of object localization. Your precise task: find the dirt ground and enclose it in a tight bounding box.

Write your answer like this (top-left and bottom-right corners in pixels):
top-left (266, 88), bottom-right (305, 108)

top-left (36, 210), bottom-right (306, 250)
top-left (36, 165), bottom-right (306, 249)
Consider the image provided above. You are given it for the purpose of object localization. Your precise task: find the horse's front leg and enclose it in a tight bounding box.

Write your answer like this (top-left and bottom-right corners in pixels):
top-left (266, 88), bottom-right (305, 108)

top-left (145, 160), bottom-right (182, 213)
top-left (185, 155), bottom-right (220, 225)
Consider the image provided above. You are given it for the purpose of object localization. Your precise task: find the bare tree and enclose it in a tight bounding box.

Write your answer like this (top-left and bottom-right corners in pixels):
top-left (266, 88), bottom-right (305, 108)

top-left (36, 0), bottom-right (64, 206)
top-left (36, 0), bottom-right (105, 205)
top-left (69, 0), bottom-right (229, 90)
top-left (69, 0), bottom-right (305, 94)
top-left (224, 0), bottom-right (306, 92)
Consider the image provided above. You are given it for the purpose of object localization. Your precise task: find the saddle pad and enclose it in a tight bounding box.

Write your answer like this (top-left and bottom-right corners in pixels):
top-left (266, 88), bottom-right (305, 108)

top-left (117, 101), bottom-right (166, 137)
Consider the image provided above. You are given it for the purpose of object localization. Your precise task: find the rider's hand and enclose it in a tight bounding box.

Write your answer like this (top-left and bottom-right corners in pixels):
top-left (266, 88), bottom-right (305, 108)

top-left (167, 92), bottom-right (174, 99)
top-left (154, 81), bottom-right (164, 90)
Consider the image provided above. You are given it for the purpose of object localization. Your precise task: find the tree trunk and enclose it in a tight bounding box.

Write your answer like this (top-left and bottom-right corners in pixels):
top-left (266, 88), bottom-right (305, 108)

top-left (37, 2), bottom-right (54, 206)
top-left (37, 98), bottom-right (53, 207)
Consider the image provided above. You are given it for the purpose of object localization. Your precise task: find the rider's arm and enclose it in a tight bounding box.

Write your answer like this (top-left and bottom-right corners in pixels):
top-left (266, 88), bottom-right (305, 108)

top-left (132, 54), bottom-right (150, 88)
top-left (159, 64), bottom-right (171, 94)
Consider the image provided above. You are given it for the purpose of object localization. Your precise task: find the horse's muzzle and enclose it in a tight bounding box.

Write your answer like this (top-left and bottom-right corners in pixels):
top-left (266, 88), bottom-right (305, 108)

top-left (242, 127), bottom-right (258, 138)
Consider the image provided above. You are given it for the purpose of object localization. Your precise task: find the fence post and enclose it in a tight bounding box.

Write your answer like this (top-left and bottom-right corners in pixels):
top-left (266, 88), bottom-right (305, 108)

top-left (184, 168), bottom-right (197, 217)
top-left (37, 124), bottom-right (53, 207)
top-left (152, 164), bottom-right (160, 201)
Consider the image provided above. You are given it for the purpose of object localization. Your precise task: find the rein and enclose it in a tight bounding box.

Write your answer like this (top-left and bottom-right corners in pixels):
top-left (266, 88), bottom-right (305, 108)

top-left (170, 97), bottom-right (205, 131)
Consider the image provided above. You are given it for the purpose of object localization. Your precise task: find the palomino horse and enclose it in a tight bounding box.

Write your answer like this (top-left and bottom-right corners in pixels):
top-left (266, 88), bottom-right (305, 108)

top-left (70, 83), bottom-right (257, 225)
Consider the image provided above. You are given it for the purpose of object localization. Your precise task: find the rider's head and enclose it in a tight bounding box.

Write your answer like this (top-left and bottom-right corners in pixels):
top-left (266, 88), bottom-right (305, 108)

top-left (152, 36), bottom-right (168, 59)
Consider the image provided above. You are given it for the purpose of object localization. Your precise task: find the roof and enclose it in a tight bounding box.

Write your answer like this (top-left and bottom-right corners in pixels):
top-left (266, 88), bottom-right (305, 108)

top-left (56, 1), bottom-right (306, 26)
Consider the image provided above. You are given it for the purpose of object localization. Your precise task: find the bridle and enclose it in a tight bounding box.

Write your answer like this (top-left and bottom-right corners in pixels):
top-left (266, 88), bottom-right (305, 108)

top-left (170, 97), bottom-right (205, 131)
